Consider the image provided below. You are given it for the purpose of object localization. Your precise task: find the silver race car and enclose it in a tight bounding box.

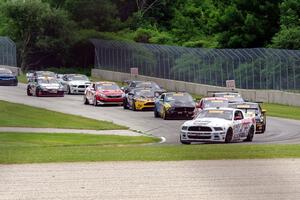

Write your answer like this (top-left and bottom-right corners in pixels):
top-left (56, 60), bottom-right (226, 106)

top-left (180, 107), bottom-right (256, 144)
top-left (60, 74), bottom-right (91, 94)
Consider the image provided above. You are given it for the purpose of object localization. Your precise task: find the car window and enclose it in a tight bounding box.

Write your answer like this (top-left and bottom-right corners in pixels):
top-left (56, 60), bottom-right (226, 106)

top-left (234, 111), bottom-right (244, 120)
top-left (96, 83), bottom-right (120, 90)
top-left (197, 110), bottom-right (233, 120)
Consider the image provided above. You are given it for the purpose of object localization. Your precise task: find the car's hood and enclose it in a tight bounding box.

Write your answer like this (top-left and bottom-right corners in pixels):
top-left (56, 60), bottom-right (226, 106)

top-left (183, 117), bottom-right (231, 127)
top-left (40, 83), bottom-right (61, 89)
top-left (168, 101), bottom-right (195, 108)
top-left (99, 89), bottom-right (124, 94)
top-left (68, 80), bottom-right (90, 85)
top-left (0, 74), bottom-right (15, 78)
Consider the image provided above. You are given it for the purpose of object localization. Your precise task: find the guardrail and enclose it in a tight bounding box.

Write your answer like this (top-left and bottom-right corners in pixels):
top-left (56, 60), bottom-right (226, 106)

top-left (92, 69), bottom-right (300, 107)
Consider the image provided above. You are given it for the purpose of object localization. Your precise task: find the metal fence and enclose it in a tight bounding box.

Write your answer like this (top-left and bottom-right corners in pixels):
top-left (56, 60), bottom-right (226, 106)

top-left (91, 39), bottom-right (300, 90)
top-left (0, 36), bottom-right (17, 67)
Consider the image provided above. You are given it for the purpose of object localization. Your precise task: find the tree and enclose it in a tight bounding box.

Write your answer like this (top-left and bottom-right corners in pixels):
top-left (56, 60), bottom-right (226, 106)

top-left (64, 0), bottom-right (121, 32)
top-left (271, 0), bottom-right (300, 49)
top-left (1, 0), bottom-right (75, 70)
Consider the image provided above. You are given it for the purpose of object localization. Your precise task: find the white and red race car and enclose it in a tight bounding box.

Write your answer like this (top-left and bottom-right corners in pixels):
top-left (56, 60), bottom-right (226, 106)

top-left (180, 107), bottom-right (256, 144)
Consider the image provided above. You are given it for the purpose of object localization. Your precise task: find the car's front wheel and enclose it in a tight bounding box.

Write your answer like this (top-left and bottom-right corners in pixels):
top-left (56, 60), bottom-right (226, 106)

top-left (123, 99), bottom-right (128, 109)
top-left (154, 108), bottom-right (159, 118)
top-left (83, 96), bottom-right (89, 105)
top-left (27, 86), bottom-right (32, 96)
top-left (180, 136), bottom-right (191, 145)
top-left (36, 88), bottom-right (41, 97)
top-left (93, 97), bottom-right (98, 106)
top-left (244, 126), bottom-right (255, 142)
top-left (225, 129), bottom-right (233, 143)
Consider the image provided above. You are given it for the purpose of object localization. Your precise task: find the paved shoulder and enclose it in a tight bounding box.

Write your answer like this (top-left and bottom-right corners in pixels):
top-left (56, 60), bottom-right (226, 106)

top-left (0, 127), bottom-right (142, 136)
top-left (1, 159), bottom-right (300, 200)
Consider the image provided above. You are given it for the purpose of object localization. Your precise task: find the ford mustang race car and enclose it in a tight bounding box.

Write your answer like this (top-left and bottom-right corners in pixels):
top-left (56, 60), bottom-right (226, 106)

top-left (229, 102), bottom-right (266, 133)
top-left (27, 77), bottom-right (64, 97)
top-left (180, 108), bottom-right (256, 144)
top-left (84, 81), bottom-right (124, 106)
top-left (154, 92), bottom-right (195, 120)
top-left (123, 88), bottom-right (157, 111)
top-left (0, 68), bottom-right (18, 86)
top-left (59, 74), bottom-right (91, 94)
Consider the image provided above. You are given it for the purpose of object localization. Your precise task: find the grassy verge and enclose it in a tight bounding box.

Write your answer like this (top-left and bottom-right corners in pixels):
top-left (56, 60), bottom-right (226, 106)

top-left (18, 74), bottom-right (27, 84)
top-left (263, 103), bottom-right (300, 120)
top-left (1, 132), bottom-right (300, 164)
top-left (0, 100), bottom-right (127, 130)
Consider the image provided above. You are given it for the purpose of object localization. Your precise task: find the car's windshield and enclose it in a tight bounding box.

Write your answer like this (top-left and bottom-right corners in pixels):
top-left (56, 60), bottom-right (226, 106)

top-left (97, 83), bottom-right (120, 90)
top-left (165, 93), bottom-right (194, 103)
top-left (38, 78), bottom-right (58, 84)
top-left (0, 69), bottom-right (12, 74)
top-left (197, 110), bottom-right (233, 120)
top-left (136, 82), bottom-right (160, 89)
top-left (203, 99), bottom-right (228, 108)
top-left (135, 89), bottom-right (154, 98)
top-left (68, 75), bottom-right (89, 81)
top-left (36, 71), bottom-right (56, 77)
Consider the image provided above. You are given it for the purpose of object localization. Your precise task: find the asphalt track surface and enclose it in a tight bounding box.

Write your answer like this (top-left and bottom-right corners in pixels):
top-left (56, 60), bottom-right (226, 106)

top-left (1, 84), bottom-right (300, 144)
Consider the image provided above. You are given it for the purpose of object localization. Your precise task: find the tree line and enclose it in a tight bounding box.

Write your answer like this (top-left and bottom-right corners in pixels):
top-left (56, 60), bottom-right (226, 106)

top-left (0, 0), bottom-right (299, 71)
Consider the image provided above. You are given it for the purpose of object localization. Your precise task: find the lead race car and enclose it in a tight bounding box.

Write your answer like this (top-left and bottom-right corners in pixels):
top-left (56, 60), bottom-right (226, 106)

top-left (180, 108), bottom-right (256, 144)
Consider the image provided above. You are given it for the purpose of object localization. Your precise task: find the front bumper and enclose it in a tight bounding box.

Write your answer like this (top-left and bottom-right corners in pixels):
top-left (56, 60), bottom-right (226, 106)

top-left (37, 90), bottom-right (64, 97)
top-left (180, 130), bottom-right (226, 142)
top-left (0, 79), bottom-right (18, 86)
top-left (96, 96), bottom-right (123, 105)
top-left (166, 110), bottom-right (194, 119)
top-left (134, 101), bottom-right (155, 111)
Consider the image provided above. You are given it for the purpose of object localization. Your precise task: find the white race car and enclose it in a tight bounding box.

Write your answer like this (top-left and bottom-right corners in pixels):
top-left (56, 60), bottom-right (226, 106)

top-left (180, 108), bottom-right (256, 144)
top-left (60, 74), bottom-right (91, 94)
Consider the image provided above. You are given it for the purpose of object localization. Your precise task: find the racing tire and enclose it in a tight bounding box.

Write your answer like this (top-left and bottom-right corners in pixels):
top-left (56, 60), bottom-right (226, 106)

top-left (162, 109), bottom-right (168, 120)
top-left (93, 97), bottom-right (98, 107)
top-left (261, 124), bottom-right (266, 134)
top-left (180, 136), bottom-right (191, 145)
top-left (154, 108), bottom-right (159, 118)
top-left (67, 86), bottom-right (71, 94)
top-left (36, 88), bottom-right (41, 97)
top-left (132, 100), bottom-right (136, 111)
top-left (84, 96), bottom-right (89, 105)
top-left (245, 126), bottom-right (255, 142)
top-left (225, 129), bottom-right (233, 143)
top-left (123, 99), bottom-right (128, 109)
top-left (27, 87), bottom-right (32, 96)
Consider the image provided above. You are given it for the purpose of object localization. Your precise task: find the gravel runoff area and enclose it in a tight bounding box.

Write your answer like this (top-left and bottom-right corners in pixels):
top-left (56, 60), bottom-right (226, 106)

top-left (0, 127), bottom-right (143, 136)
top-left (1, 159), bottom-right (300, 200)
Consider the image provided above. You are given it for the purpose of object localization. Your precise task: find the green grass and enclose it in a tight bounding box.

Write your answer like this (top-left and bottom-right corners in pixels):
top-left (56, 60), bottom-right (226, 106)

top-left (263, 103), bottom-right (300, 120)
top-left (1, 132), bottom-right (300, 164)
top-left (18, 74), bottom-right (27, 84)
top-left (0, 100), bottom-right (127, 130)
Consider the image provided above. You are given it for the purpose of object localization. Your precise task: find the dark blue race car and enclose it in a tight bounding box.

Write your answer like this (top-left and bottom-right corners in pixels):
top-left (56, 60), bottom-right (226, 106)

top-left (0, 68), bottom-right (18, 86)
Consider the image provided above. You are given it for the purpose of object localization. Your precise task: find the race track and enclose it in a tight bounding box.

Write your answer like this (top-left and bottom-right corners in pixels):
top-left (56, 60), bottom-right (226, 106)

top-left (1, 84), bottom-right (300, 144)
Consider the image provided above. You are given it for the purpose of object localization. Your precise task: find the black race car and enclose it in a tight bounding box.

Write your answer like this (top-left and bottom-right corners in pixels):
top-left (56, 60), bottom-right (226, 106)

top-left (123, 88), bottom-right (157, 111)
top-left (154, 92), bottom-right (195, 120)
top-left (0, 68), bottom-right (18, 86)
top-left (229, 102), bottom-right (267, 133)
top-left (122, 80), bottom-right (165, 94)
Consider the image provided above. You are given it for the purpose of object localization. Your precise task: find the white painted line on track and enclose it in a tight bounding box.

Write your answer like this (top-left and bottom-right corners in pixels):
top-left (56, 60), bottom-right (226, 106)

top-left (159, 137), bottom-right (166, 144)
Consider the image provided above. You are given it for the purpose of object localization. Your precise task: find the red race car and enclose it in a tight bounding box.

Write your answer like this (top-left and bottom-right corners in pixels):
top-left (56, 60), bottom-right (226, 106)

top-left (83, 81), bottom-right (124, 106)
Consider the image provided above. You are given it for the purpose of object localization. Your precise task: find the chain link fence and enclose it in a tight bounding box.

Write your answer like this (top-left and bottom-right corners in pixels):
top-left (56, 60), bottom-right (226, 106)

top-left (0, 36), bottom-right (17, 67)
top-left (91, 39), bottom-right (300, 91)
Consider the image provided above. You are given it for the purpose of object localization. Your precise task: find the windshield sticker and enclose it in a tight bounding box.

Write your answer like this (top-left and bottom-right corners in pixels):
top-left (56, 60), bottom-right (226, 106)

top-left (173, 93), bottom-right (184, 96)
top-left (237, 105), bottom-right (251, 108)
top-left (211, 100), bottom-right (224, 103)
